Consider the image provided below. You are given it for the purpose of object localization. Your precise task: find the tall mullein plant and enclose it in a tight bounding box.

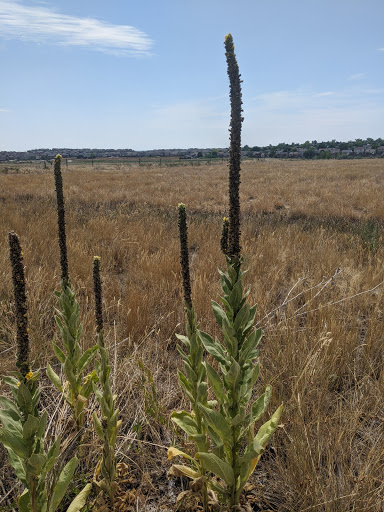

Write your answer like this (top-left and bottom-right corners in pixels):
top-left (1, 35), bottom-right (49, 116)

top-left (47, 154), bottom-right (97, 431)
top-left (0, 233), bottom-right (92, 512)
top-left (92, 256), bottom-right (121, 508)
top-left (193, 35), bottom-right (282, 509)
top-left (168, 204), bottom-right (210, 511)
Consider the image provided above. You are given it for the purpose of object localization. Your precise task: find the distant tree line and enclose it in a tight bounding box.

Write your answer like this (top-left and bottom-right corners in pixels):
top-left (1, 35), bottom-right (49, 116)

top-left (242, 138), bottom-right (384, 159)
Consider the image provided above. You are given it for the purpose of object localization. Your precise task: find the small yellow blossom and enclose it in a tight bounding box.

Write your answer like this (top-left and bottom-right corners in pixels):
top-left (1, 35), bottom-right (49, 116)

top-left (25, 371), bottom-right (33, 380)
top-left (94, 255), bottom-right (101, 260)
top-left (17, 381), bottom-right (21, 388)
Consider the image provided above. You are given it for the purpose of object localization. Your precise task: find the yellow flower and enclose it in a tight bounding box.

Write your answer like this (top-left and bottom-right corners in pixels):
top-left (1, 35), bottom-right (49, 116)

top-left (17, 381), bottom-right (21, 388)
top-left (25, 371), bottom-right (33, 380)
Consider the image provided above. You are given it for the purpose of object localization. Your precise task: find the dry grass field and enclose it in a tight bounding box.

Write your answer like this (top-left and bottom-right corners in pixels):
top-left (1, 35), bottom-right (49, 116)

top-left (1, 158), bottom-right (384, 511)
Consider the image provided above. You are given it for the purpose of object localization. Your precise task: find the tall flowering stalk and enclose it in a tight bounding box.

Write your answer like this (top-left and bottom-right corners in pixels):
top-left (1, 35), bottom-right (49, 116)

top-left (0, 233), bottom-right (91, 512)
top-left (168, 204), bottom-right (210, 511)
top-left (92, 256), bottom-right (121, 508)
top-left (53, 154), bottom-right (69, 286)
top-left (47, 154), bottom-right (98, 430)
top-left (170, 35), bottom-right (282, 511)
top-left (225, 33), bottom-right (242, 262)
top-left (8, 231), bottom-right (30, 378)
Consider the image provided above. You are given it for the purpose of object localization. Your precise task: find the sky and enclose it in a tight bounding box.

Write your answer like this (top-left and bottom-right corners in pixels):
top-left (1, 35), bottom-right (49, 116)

top-left (0, 0), bottom-right (383, 151)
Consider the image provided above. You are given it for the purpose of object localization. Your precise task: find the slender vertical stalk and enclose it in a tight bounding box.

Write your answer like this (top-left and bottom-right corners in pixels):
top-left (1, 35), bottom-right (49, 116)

top-left (93, 256), bottom-right (104, 334)
top-left (177, 203), bottom-right (192, 309)
top-left (8, 231), bottom-right (30, 378)
top-left (92, 256), bottom-right (120, 508)
top-left (53, 154), bottom-right (69, 286)
top-left (225, 33), bottom-right (243, 262)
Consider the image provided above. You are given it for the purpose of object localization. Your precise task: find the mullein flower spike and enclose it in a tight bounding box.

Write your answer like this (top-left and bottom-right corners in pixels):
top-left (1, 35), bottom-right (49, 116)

top-left (177, 203), bottom-right (193, 309)
top-left (53, 154), bottom-right (69, 285)
top-left (225, 33), bottom-right (243, 261)
top-left (93, 256), bottom-right (104, 333)
top-left (8, 231), bottom-right (30, 378)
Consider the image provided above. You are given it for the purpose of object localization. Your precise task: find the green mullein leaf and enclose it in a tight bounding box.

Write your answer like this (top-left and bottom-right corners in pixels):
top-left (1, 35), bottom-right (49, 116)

top-left (175, 334), bottom-right (191, 348)
top-left (0, 409), bottom-right (23, 435)
top-left (171, 411), bottom-right (199, 436)
top-left (233, 302), bottom-right (250, 332)
top-left (49, 456), bottom-right (78, 512)
top-left (249, 386), bottom-right (272, 424)
top-left (66, 483), bottom-right (92, 512)
top-left (92, 411), bottom-right (105, 440)
top-left (22, 414), bottom-right (40, 442)
top-left (199, 331), bottom-right (227, 365)
top-left (0, 428), bottom-right (28, 458)
top-left (205, 363), bottom-right (225, 402)
top-left (211, 300), bottom-right (227, 327)
top-left (8, 449), bottom-right (26, 483)
top-left (255, 404), bottom-right (283, 448)
top-left (224, 359), bottom-right (240, 390)
top-left (196, 452), bottom-right (235, 487)
top-left (77, 346), bottom-right (98, 375)
top-left (18, 489), bottom-right (30, 512)
top-left (52, 342), bottom-right (66, 363)
top-left (198, 405), bottom-right (232, 447)
top-left (46, 363), bottom-right (63, 392)
top-left (238, 328), bottom-right (261, 365)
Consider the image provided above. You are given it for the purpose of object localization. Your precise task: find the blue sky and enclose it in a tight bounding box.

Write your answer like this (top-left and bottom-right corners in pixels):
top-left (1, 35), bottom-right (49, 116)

top-left (0, 0), bottom-right (383, 150)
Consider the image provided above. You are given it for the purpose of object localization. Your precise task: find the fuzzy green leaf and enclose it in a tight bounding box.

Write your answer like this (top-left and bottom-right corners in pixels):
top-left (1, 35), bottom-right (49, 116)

top-left (255, 404), bottom-right (283, 448)
top-left (198, 404), bottom-right (232, 447)
top-left (66, 483), bottom-right (92, 512)
top-left (18, 489), bottom-right (30, 512)
top-left (49, 457), bottom-right (78, 512)
top-left (92, 411), bottom-right (105, 441)
top-left (198, 331), bottom-right (227, 365)
top-left (46, 363), bottom-right (63, 392)
top-left (0, 428), bottom-right (27, 458)
top-left (77, 347), bottom-right (97, 375)
top-left (171, 411), bottom-right (199, 436)
top-left (196, 452), bottom-right (235, 487)
top-left (250, 386), bottom-right (272, 424)
top-left (205, 363), bottom-right (226, 402)
top-left (23, 414), bottom-right (40, 442)
top-left (52, 342), bottom-right (66, 364)
top-left (211, 300), bottom-right (227, 328)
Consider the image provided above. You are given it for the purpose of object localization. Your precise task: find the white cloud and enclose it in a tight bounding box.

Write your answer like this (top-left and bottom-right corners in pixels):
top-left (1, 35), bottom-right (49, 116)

top-left (0, 1), bottom-right (153, 55)
top-left (377, 48), bottom-right (384, 51)
top-left (348, 72), bottom-right (366, 80)
top-left (313, 91), bottom-right (335, 97)
top-left (0, 108), bottom-right (10, 112)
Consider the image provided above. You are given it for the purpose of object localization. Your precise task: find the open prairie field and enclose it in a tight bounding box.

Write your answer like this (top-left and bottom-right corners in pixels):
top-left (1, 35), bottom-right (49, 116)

top-left (1, 158), bottom-right (384, 511)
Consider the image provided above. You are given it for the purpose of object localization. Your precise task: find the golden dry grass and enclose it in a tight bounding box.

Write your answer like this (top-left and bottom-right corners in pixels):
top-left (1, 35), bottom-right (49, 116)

top-left (1, 158), bottom-right (384, 511)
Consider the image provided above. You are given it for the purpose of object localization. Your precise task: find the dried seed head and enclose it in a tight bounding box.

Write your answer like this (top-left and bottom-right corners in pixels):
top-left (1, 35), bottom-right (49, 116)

top-left (177, 203), bottom-right (192, 309)
top-left (8, 231), bottom-right (30, 377)
top-left (225, 33), bottom-right (243, 261)
top-left (53, 154), bottom-right (69, 285)
top-left (93, 256), bottom-right (104, 333)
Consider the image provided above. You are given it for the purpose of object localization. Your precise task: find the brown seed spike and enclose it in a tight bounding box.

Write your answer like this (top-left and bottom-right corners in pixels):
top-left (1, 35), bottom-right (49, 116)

top-left (53, 154), bottom-right (69, 285)
top-left (93, 256), bottom-right (104, 333)
top-left (8, 232), bottom-right (30, 378)
top-left (177, 203), bottom-right (193, 309)
top-left (225, 33), bottom-right (243, 262)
